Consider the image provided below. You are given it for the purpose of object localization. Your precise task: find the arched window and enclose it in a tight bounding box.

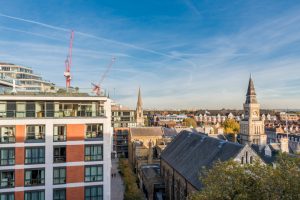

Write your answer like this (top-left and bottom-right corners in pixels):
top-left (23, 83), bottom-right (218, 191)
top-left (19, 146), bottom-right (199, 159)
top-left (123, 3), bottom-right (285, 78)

top-left (241, 157), bottom-right (244, 164)
top-left (250, 156), bottom-right (253, 164)
top-left (246, 151), bottom-right (248, 163)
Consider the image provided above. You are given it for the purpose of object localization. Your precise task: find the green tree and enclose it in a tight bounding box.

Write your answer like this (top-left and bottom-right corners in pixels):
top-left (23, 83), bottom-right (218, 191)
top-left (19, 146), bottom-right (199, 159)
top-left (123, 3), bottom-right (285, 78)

top-left (118, 159), bottom-right (144, 200)
top-left (184, 118), bottom-right (197, 128)
top-left (189, 153), bottom-right (300, 200)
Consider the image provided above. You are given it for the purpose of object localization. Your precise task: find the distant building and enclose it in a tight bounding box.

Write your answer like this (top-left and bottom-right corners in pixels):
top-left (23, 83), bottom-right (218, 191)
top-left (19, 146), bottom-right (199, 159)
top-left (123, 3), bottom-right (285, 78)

top-left (0, 62), bottom-right (55, 93)
top-left (239, 76), bottom-right (267, 145)
top-left (111, 103), bottom-right (136, 158)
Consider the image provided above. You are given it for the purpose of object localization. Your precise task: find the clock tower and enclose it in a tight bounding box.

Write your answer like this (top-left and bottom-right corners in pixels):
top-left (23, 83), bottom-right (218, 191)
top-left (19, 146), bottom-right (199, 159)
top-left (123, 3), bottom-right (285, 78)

top-left (240, 76), bottom-right (266, 145)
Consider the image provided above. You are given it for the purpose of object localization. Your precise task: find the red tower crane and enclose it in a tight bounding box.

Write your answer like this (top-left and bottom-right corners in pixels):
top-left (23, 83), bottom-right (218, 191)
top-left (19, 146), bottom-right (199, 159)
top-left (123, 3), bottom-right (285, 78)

top-left (92, 57), bottom-right (116, 96)
top-left (64, 30), bottom-right (74, 90)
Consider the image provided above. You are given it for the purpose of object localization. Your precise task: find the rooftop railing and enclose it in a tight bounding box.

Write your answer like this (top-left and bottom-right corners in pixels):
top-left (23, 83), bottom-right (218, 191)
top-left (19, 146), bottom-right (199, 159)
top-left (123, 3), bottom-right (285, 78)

top-left (0, 110), bottom-right (106, 119)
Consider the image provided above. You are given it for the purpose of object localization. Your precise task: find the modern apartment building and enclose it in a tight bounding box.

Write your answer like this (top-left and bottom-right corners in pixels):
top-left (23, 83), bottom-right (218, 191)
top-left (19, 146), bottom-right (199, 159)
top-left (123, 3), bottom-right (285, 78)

top-left (0, 94), bottom-right (112, 200)
top-left (0, 62), bottom-right (54, 93)
top-left (111, 104), bottom-right (136, 158)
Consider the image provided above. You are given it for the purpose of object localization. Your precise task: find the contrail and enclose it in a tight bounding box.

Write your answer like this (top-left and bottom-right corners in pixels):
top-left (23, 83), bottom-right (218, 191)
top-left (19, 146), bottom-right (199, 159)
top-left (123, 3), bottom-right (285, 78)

top-left (0, 13), bottom-right (68, 32)
top-left (0, 26), bottom-right (65, 42)
top-left (0, 12), bottom-right (196, 66)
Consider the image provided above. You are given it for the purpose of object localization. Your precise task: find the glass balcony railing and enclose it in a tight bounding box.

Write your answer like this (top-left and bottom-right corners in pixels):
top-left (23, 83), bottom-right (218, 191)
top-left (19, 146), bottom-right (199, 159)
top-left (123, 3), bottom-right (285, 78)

top-left (0, 135), bottom-right (16, 143)
top-left (0, 110), bottom-right (106, 119)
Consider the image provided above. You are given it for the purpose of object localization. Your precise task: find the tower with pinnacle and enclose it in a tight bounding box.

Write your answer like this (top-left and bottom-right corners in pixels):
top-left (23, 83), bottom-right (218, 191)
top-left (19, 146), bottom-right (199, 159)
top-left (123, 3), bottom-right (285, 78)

top-left (239, 76), bottom-right (266, 145)
top-left (136, 87), bottom-right (144, 127)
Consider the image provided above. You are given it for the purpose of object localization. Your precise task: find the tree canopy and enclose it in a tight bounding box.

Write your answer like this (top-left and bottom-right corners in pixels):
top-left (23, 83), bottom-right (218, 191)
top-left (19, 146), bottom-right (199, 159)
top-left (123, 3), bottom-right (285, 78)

top-left (223, 119), bottom-right (240, 134)
top-left (189, 153), bottom-right (300, 200)
top-left (184, 118), bottom-right (197, 128)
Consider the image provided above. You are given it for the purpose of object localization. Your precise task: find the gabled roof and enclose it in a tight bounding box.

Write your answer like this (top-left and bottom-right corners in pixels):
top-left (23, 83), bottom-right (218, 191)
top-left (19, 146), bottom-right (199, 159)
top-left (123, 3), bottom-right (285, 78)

top-left (130, 127), bottom-right (164, 137)
top-left (161, 131), bottom-right (244, 189)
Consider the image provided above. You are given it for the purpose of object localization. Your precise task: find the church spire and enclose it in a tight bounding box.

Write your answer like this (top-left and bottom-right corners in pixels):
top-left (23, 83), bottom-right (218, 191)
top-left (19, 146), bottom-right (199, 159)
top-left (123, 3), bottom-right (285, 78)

top-left (137, 87), bottom-right (142, 108)
top-left (245, 75), bottom-right (257, 104)
top-left (136, 87), bottom-right (144, 127)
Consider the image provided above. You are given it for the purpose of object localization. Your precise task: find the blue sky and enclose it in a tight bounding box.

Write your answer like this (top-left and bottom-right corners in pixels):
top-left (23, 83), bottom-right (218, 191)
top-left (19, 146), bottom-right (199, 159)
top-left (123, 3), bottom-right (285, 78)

top-left (0, 0), bottom-right (300, 109)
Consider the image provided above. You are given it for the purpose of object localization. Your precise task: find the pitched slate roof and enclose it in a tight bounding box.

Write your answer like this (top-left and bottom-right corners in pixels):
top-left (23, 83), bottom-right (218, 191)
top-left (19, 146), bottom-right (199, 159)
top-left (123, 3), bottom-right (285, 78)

top-left (130, 127), bottom-right (164, 137)
top-left (161, 131), bottom-right (244, 189)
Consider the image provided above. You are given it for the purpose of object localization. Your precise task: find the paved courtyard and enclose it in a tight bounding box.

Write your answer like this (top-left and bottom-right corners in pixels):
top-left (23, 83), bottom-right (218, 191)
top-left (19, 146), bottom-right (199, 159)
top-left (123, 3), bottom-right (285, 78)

top-left (111, 158), bottom-right (124, 200)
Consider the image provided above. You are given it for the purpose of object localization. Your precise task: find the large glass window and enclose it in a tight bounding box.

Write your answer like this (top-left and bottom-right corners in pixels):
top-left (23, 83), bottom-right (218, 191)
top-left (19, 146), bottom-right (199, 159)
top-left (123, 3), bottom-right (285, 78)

top-left (0, 193), bottom-right (14, 200)
top-left (0, 126), bottom-right (15, 143)
top-left (85, 186), bottom-right (103, 200)
top-left (53, 125), bottom-right (66, 142)
top-left (26, 125), bottom-right (45, 141)
top-left (0, 148), bottom-right (15, 166)
top-left (25, 147), bottom-right (45, 164)
top-left (25, 190), bottom-right (45, 200)
top-left (53, 146), bottom-right (66, 163)
top-left (85, 145), bottom-right (103, 161)
top-left (85, 165), bottom-right (103, 182)
top-left (0, 171), bottom-right (14, 188)
top-left (85, 124), bottom-right (103, 140)
top-left (25, 169), bottom-right (45, 186)
top-left (53, 189), bottom-right (66, 200)
top-left (53, 167), bottom-right (66, 185)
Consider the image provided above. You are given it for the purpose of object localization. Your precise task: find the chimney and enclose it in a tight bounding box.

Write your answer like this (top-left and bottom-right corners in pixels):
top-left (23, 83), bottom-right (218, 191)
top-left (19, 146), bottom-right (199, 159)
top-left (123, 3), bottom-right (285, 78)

top-left (148, 140), bottom-right (153, 164)
top-left (280, 137), bottom-right (289, 153)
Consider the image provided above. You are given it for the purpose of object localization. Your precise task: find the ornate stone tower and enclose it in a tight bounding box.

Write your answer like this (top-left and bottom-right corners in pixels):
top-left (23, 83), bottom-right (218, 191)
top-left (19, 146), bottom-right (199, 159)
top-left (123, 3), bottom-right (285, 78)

top-left (136, 87), bottom-right (144, 127)
top-left (240, 76), bottom-right (266, 145)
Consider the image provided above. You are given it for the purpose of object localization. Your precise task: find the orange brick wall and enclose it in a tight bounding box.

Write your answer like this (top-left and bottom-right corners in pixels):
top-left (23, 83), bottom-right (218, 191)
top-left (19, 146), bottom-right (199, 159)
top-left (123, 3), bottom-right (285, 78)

top-left (15, 147), bottom-right (24, 165)
top-left (15, 191), bottom-right (24, 200)
top-left (66, 165), bottom-right (84, 183)
top-left (67, 187), bottom-right (84, 200)
top-left (16, 125), bottom-right (25, 143)
top-left (15, 169), bottom-right (24, 187)
top-left (66, 124), bottom-right (85, 141)
top-left (66, 145), bottom-right (84, 162)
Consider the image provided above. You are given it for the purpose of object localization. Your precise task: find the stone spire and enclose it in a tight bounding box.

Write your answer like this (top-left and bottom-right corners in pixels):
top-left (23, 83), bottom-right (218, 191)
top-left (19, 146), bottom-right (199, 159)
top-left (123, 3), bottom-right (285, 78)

top-left (136, 87), bottom-right (144, 127)
top-left (137, 87), bottom-right (142, 108)
top-left (245, 75), bottom-right (257, 104)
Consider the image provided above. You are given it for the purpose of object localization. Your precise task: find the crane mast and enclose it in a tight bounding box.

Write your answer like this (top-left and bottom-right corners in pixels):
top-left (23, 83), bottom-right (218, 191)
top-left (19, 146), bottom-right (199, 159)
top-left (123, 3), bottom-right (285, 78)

top-left (64, 30), bottom-right (74, 90)
top-left (92, 57), bottom-right (116, 96)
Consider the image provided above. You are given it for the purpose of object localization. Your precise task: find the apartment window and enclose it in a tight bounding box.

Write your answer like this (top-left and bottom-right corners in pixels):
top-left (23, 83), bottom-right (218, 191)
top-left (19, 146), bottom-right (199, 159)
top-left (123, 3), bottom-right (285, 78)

top-left (85, 165), bottom-right (103, 182)
top-left (53, 189), bottom-right (66, 200)
top-left (0, 193), bottom-right (14, 200)
top-left (26, 102), bottom-right (35, 118)
top-left (16, 102), bottom-right (26, 118)
top-left (0, 126), bottom-right (15, 143)
top-left (0, 148), bottom-right (15, 166)
top-left (85, 145), bottom-right (103, 161)
top-left (85, 186), bottom-right (103, 200)
top-left (53, 146), bottom-right (66, 163)
top-left (25, 147), bottom-right (45, 164)
top-left (0, 171), bottom-right (14, 188)
top-left (53, 125), bottom-right (66, 142)
top-left (24, 190), bottom-right (45, 200)
top-left (26, 125), bottom-right (45, 142)
top-left (85, 124), bottom-right (103, 140)
top-left (25, 169), bottom-right (45, 186)
top-left (53, 167), bottom-right (66, 185)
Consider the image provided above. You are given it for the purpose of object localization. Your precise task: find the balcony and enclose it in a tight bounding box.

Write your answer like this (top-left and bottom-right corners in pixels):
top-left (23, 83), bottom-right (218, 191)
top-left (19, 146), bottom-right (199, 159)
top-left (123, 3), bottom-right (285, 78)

top-left (0, 171), bottom-right (14, 188)
top-left (26, 125), bottom-right (45, 143)
top-left (0, 127), bottom-right (15, 143)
